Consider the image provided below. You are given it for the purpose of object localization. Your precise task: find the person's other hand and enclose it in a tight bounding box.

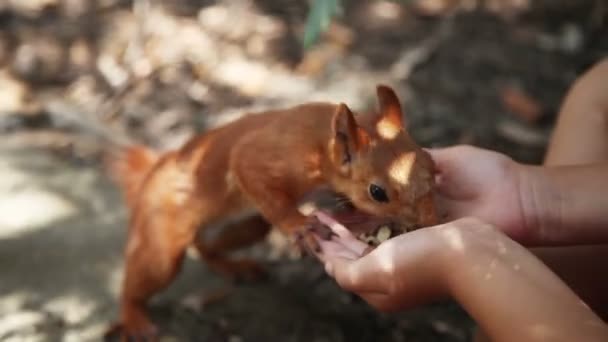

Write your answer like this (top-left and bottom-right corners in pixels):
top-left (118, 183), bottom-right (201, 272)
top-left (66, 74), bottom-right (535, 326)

top-left (428, 145), bottom-right (532, 243)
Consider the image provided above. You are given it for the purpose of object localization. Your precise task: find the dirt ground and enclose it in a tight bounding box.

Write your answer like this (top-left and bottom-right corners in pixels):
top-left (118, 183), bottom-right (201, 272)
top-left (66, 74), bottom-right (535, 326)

top-left (0, 0), bottom-right (606, 341)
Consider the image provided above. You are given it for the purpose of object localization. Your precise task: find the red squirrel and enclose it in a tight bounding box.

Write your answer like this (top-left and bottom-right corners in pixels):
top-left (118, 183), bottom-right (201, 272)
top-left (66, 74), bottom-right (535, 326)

top-left (106, 85), bottom-right (437, 340)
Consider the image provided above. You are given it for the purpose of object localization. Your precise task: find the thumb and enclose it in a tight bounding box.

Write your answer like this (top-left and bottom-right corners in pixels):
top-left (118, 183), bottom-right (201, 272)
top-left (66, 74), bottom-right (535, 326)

top-left (427, 146), bottom-right (480, 200)
top-left (425, 147), bottom-right (461, 196)
top-left (424, 146), bottom-right (460, 172)
top-left (426, 145), bottom-right (482, 173)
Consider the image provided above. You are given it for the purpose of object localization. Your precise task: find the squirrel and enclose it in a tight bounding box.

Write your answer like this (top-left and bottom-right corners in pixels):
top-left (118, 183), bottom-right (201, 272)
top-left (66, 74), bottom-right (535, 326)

top-left (105, 85), bottom-right (438, 340)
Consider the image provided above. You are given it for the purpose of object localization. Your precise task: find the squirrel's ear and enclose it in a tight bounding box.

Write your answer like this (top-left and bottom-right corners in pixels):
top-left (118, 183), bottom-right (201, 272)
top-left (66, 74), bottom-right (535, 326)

top-left (330, 103), bottom-right (369, 171)
top-left (376, 85), bottom-right (406, 133)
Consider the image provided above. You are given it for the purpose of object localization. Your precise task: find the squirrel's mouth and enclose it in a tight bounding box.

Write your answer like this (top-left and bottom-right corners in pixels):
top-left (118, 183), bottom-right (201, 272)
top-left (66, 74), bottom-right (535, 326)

top-left (297, 187), bottom-right (421, 247)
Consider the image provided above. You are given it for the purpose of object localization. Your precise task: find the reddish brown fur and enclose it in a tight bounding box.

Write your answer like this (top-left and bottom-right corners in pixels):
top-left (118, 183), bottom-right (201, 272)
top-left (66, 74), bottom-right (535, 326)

top-left (106, 146), bottom-right (159, 212)
top-left (107, 85), bottom-right (437, 340)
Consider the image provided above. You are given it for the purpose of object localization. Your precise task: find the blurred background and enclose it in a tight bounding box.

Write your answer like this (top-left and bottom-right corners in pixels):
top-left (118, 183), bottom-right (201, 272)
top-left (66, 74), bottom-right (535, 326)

top-left (0, 0), bottom-right (606, 341)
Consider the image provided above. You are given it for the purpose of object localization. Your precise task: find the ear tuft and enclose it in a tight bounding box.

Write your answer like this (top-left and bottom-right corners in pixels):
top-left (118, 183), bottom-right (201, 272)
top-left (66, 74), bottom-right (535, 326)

top-left (376, 84), bottom-right (405, 130)
top-left (330, 103), bottom-right (368, 171)
top-left (332, 103), bottom-right (357, 140)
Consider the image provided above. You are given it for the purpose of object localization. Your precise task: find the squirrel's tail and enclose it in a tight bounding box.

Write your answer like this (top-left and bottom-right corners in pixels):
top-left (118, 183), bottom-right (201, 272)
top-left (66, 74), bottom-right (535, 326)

top-left (105, 145), bottom-right (159, 212)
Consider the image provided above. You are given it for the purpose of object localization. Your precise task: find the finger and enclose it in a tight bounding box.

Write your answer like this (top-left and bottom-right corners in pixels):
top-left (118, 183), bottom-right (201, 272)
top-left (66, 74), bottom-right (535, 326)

top-left (432, 166), bottom-right (464, 199)
top-left (334, 237), bottom-right (370, 256)
top-left (424, 146), bottom-right (461, 172)
top-left (306, 234), bottom-right (330, 262)
top-left (305, 221), bottom-right (334, 240)
top-left (314, 234), bottom-right (364, 267)
top-left (359, 292), bottom-right (403, 312)
top-left (324, 262), bottom-right (334, 276)
top-left (426, 147), bottom-right (477, 199)
top-left (319, 239), bottom-right (361, 258)
top-left (426, 145), bottom-right (477, 166)
top-left (317, 239), bottom-right (361, 262)
top-left (313, 211), bottom-right (369, 255)
top-left (313, 211), bottom-right (355, 239)
top-left (311, 226), bottom-right (364, 258)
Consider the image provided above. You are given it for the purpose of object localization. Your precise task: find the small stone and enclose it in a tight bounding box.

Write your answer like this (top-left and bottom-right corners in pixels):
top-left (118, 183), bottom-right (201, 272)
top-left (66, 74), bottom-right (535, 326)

top-left (560, 23), bottom-right (583, 54)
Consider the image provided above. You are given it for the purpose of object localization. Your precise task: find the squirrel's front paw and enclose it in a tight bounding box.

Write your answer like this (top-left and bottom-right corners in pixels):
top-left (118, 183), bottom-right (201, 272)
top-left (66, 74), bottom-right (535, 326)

top-left (293, 217), bottom-right (335, 255)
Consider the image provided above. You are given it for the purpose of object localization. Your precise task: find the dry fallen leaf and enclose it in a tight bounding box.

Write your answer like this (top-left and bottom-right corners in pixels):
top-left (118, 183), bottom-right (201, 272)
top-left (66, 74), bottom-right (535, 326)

top-left (500, 85), bottom-right (544, 123)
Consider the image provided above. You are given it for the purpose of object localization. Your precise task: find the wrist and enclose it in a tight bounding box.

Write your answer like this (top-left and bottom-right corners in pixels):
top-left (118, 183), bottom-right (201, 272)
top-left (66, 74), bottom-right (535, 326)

top-left (515, 164), bottom-right (564, 246)
top-left (439, 219), bottom-right (505, 298)
top-left (433, 219), bottom-right (503, 297)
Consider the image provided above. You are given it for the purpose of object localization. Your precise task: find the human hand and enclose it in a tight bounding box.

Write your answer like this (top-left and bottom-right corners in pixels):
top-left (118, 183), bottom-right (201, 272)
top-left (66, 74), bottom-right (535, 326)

top-left (312, 211), bottom-right (458, 312)
top-left (427, 145), bottom-right (533, 243)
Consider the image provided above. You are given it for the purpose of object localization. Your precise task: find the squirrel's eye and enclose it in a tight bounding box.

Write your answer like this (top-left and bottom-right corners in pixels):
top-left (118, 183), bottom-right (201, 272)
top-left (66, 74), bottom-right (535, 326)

top-left (369, 184), bottom-right (389, 203)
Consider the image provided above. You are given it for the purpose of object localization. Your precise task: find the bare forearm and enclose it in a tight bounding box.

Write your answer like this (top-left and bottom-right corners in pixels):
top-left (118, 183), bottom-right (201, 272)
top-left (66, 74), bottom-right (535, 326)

top-left (518, 163), bottom-right (608, 245)
top-left (446, 232), bottom-right (608, 342)
top-left (545, 58), bottom-right (608, 165)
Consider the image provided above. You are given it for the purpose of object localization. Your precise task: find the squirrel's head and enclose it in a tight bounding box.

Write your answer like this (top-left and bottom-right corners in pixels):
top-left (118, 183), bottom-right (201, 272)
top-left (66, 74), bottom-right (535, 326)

top-left (326, 85), bottom-right (437, 228)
